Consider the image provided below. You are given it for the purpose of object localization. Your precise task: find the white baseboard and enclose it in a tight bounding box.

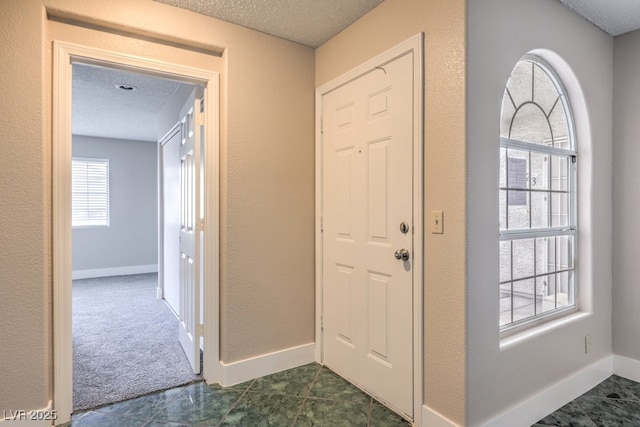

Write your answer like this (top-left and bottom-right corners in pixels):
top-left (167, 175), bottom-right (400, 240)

top-left (614, 354), bottom-right (640, 382)
top-left (219, 343), bottom-right (315, 387)
top-left (72, 264), bottom-right (158, 280)
top-left (483, 355), bottom-right (613, 427)
top-left (421, 405), bottom-right (459, 427)
top-left (0, 401), bottom-right (56, 426)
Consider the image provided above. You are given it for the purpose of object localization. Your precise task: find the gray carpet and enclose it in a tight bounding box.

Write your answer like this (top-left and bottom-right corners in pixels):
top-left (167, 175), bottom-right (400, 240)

top-left (73, 273), bottom-right (202, 412)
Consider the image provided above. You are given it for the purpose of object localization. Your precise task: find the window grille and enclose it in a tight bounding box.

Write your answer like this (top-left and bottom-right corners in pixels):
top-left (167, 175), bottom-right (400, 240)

top-left (499, 57), bottom-right (577, 331)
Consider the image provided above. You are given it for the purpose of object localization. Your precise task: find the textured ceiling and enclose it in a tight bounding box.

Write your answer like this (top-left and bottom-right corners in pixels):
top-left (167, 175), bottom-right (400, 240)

top-left (73, 64), bottom-right (192, 142)
top-left (73, 1), bottom-right (384, 142)
top-left (557, 0), bottom-right (640, 36)
top-left (154, 0), bottom-right (384, 48)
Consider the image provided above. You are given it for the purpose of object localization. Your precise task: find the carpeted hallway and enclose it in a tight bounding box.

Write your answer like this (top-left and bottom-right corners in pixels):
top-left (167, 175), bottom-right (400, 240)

top-left (72, 273), bottom-right (202, 412)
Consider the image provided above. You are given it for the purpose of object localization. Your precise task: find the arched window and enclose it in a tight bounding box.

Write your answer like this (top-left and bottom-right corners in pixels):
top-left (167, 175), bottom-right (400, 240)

top-left (499, 56), bottom-right (577, 331)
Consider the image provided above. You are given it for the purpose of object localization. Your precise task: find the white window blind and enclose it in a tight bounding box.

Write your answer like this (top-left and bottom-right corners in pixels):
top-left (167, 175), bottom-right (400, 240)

top-left (72, 158), bottom-right (110, 227)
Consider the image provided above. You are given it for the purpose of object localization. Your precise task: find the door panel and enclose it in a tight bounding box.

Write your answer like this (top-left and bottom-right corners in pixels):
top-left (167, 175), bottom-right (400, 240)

top-left (161, 127), bottom-right (181, 315)
top-left (322, 52), bottom-right (414, 417)
top-left (368, 138), bottom-right (391, 242)
top-left (178, 91), bottom-right (203, 374)
top-left (368, 271), bottom-right (391, 362)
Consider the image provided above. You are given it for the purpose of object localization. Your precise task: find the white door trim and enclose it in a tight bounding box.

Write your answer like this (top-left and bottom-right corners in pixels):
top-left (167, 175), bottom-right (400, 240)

top-left (314, 33), bottom-right (424, 424)
top-left (52, 41), bottom-right (220, 423)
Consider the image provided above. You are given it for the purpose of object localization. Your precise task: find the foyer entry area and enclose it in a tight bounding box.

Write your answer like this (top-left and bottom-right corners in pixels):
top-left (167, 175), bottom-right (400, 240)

top-left (67, 363), bottom-right (410, 426)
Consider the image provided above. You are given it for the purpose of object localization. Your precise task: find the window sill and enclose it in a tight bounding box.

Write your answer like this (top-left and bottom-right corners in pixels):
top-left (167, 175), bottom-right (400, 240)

top-left (500, 310), bottom-right (590, 351)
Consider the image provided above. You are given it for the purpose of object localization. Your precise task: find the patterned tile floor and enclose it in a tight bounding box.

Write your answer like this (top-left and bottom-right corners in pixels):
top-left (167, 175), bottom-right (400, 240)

top-left (534, 375), bottom-right (640, 426)
top-left (60, 363), bottom-right (410, 426)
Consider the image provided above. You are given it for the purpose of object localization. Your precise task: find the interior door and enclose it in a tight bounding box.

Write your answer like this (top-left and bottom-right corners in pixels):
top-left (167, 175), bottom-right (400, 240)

top-left (161, 125), bottom-right (181, 315)
top-left (178, 90), bottom-right (203, 374)
top-left (322, 52), bottom-right (414, 417)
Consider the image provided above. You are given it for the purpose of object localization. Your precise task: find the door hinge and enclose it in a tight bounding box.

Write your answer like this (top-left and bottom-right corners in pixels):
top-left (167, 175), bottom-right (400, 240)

top-left (320, 315), bottom-right (324, 332)
top-left (196, 98), bottom-right (205, 126)
top-left (320, 216), bottom-right (323, 233)
top-left (320, 117), bottom-right (324, 134)
top-left (196, 324), bottom-right (204, 337)
top-left (198, 218), bottom-right (205, 231)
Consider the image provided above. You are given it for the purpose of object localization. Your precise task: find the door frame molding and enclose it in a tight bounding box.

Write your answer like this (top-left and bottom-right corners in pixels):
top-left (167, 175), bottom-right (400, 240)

top-left (314, 33), bottom-right (424, 423)
top-left (52, 41), bottom-right (220, 422)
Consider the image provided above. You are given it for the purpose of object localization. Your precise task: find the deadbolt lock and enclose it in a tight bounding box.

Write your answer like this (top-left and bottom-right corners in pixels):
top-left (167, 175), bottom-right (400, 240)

top-left (400, 222), bottom-right (410, 234)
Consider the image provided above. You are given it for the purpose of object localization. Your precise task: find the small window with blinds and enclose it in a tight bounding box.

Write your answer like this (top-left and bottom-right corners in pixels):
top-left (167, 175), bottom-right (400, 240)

top-left (72, 158), bottom-right (110, 227)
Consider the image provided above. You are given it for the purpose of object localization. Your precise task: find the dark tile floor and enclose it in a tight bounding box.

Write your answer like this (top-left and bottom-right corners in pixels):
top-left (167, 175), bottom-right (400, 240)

top-left (534, 375), bottom-right (640, 426)
top-left (60, 363), bottom-right (410, 426)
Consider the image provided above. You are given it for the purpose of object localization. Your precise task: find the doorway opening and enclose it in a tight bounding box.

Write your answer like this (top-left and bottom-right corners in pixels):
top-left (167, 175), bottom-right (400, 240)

top-left (70, 62), bottom-right (203, 411)
top-left (53, 41), bottom-right (220, 424)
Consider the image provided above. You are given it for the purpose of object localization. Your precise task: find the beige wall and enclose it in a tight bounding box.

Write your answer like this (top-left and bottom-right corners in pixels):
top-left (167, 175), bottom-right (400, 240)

top-left (0, 0), bottom-right (315, 411)
top-left (0, 0), bottom-right (50, 412)
top-left (316, 0), bottom-right (467, 424)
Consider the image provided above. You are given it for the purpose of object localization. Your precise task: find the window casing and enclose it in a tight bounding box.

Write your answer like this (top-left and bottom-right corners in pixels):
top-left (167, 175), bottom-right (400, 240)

top-left (72, 158), bottom-right (110, 228)
top-left (499, 56), bottom-right (577, 332)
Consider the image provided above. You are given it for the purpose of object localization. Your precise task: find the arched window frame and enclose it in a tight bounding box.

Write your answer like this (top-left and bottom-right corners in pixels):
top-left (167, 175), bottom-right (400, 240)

top-left (499, 54), bottom-right (578, 333)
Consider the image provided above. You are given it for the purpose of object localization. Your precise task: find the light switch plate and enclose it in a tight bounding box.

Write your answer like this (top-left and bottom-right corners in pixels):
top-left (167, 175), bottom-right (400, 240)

top-left (432, 210), bottom-right (443, 234)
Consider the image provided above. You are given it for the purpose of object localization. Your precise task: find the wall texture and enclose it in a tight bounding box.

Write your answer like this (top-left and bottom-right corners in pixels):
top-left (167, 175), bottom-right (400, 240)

top-left (316, 0), bottom-right (467, 423)
top-left (467, 0), bottom-right (613, 425)
top-left (0, 0), bottom-right (50, 412)
top-left (613, 29), bottom-right (640, 360)
top-left (72, 136), bottom-right (158, 273)
top-left (0, 0), bottom-right (315, 413)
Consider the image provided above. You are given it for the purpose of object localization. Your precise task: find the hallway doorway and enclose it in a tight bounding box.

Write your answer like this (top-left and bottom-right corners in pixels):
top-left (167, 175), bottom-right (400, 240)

top-left (53, 41), bottom-right (220, 424)
top-left (70, 62), bottom-right (203, 411)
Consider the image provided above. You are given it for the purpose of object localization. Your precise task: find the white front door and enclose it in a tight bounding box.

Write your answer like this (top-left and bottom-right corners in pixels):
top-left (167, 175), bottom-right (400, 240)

top-left (178, 91), bottom-right (203, 374)
top-left (322, 52), bottom-right (414, 417)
